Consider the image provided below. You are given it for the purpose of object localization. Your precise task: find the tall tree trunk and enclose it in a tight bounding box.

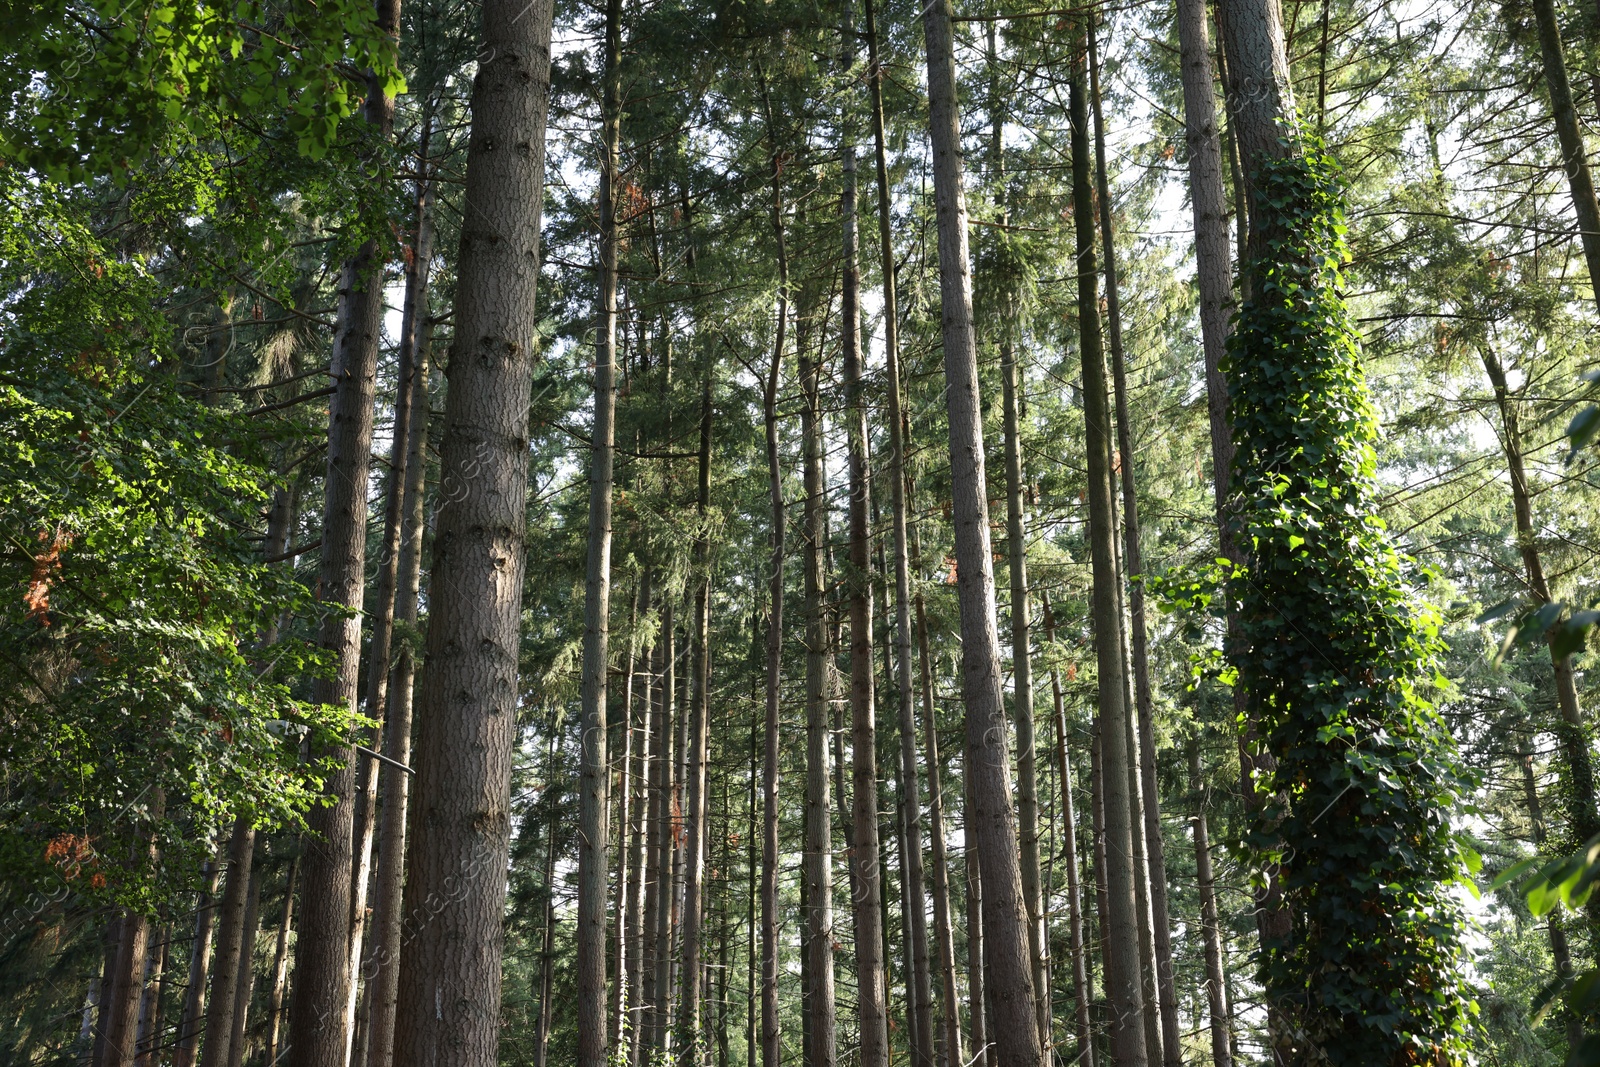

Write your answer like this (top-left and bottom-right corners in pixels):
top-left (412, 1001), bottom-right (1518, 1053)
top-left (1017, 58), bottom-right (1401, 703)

top-left (1041, 596), bottom-right (1094, 1067)
top-left (963, 845), bottom-right (987, 1067)
top-left (625, 577), bottom-right (652, 1067)
top-left (391, 0), bottom-right (554, 1060)
top-left (840, 9), bottom-right (890, 1060)
top-left (1518, 740), bottom-right (1583, 1050)
top-left (1480, 345), bottom-right (1600, 845)
top-left (913, 518), bottom-right (965, 1067)
top-left (865, 0), bottom-right (934, 1056)
top-left (983, 28), bottom-right (1049, 1051)
top-left (363, 153), bottom-right (435, 1067)
top-left (173, 860), bottom-right (221, 1067)
top-left (134, 926), bottom-right (167, 1067)
top-left (345, 109), bottom-right (431, 1062)
top-left (101, 912), bottom-right (151, 1067)
top-left (1528, 0), bottom-right (1600, 310)
top-left (648, 603), bottom-right (679, 1056)
top-left (1068, 29), bottom-right (1148, 1067)
top-left (679, 378), bottom-right (714, 1067)
top-left (1188, 742), bottom-right (1233, 1067)
top-left (289, 0), bottom-right (401, 1056)
top-left (266, 855), bottom-right (300, 1067)
top-left (918, 0), bottom-right (1044, 1061)
top-left (800, 310), bottom-right (839, 1067)
top-left (578, 0), bottom-right (622, 1060)
top-left (758, 103), bottom-right (788, 1067)
top-left (534, 729), bottom-right (561, 1067)
top-left (1087, 26), bottom-right (1179, 1065)
top-left (612, 585), bottom-right (639, 1054)
top-left (225, 862), bottom-right (262, 1067)
top-left (201, 821), bottom-right (255, 1067)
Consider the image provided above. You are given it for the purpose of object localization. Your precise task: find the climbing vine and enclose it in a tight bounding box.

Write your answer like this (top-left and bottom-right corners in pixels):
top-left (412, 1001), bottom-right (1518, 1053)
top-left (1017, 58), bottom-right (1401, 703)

top-left (1224, 134), bottom-right (1478, 1066)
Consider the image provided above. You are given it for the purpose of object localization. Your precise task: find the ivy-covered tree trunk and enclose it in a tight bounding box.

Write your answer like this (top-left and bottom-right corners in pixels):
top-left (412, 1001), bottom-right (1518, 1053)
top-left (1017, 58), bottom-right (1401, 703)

top-left (391, 0), bottom-right (553, 1060)
top-left (1217, 0), bottom-right (1475, 1058)
top-left (919, 0), bottom-right (1045, 1060)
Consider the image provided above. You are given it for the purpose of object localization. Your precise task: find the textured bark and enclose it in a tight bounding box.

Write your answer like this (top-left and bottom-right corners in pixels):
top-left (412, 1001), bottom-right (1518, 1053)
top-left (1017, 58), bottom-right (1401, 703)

top-left (101, 910), bottom-right (151, 1067)
top-left (1528, 0), bottom-right (1600, 311)
top-left (200, 820), bottom-right (255, 1067)
top-left (865, 2), bottom-right (933, 1058)
top-left (912, 519), bottom-right (965, 1067)
top-left (1175, 0), bottom-right (1236, 490)
top-left (362, 160), bottom-right (434, 1067)
top-left (173, 860), bottom-right (221, 1067)
top-left (1188, 743), bottom-right (1233, 1067)
top-left (800, 316), bottom-right (838, 1067)
top-left (1215, 0), bottom-right (1295, 258)
top-left (133, 926), bottom-right (167, 1067)
top-left (1087, 29), bottom-right (1179, 1064)
top-left (265, 855), bottom-right (299, 1067)
top-left (678, 380), bottom-right (714, 1066)
top-left (1068, 35), bottom-right (1148, 1067)
top-left (840, 11), bottom-right (890, 1060)
top-left (289, 0), bottom-right (401, 1058)
top-left (391, 0), bottom-right (553, 1060)
top-left (1042, 596), bottom-right (1094, 1067)
top-left (919, 1), bottom-right (1044, 1062)
top-left (225, 862), bottom-right (262, 1067)
top-left (578, 0), bottom-right (622, 1060)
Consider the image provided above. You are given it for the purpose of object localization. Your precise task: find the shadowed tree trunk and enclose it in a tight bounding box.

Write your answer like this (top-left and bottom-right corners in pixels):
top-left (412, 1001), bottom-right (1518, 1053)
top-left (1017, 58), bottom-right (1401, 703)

top-left (919, 0), bottom-right (1044, 1060)
top-left (391, 0), bottom-right (554, 1061)
top-left (1526, 0), bottom-right (1600, 309)
top-left (200, 821), bottom-right (254, 1067)
top-left (172, 859), bottom-right (220, 1067)
top-left (265, 854), bottom-right (299, 1067)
